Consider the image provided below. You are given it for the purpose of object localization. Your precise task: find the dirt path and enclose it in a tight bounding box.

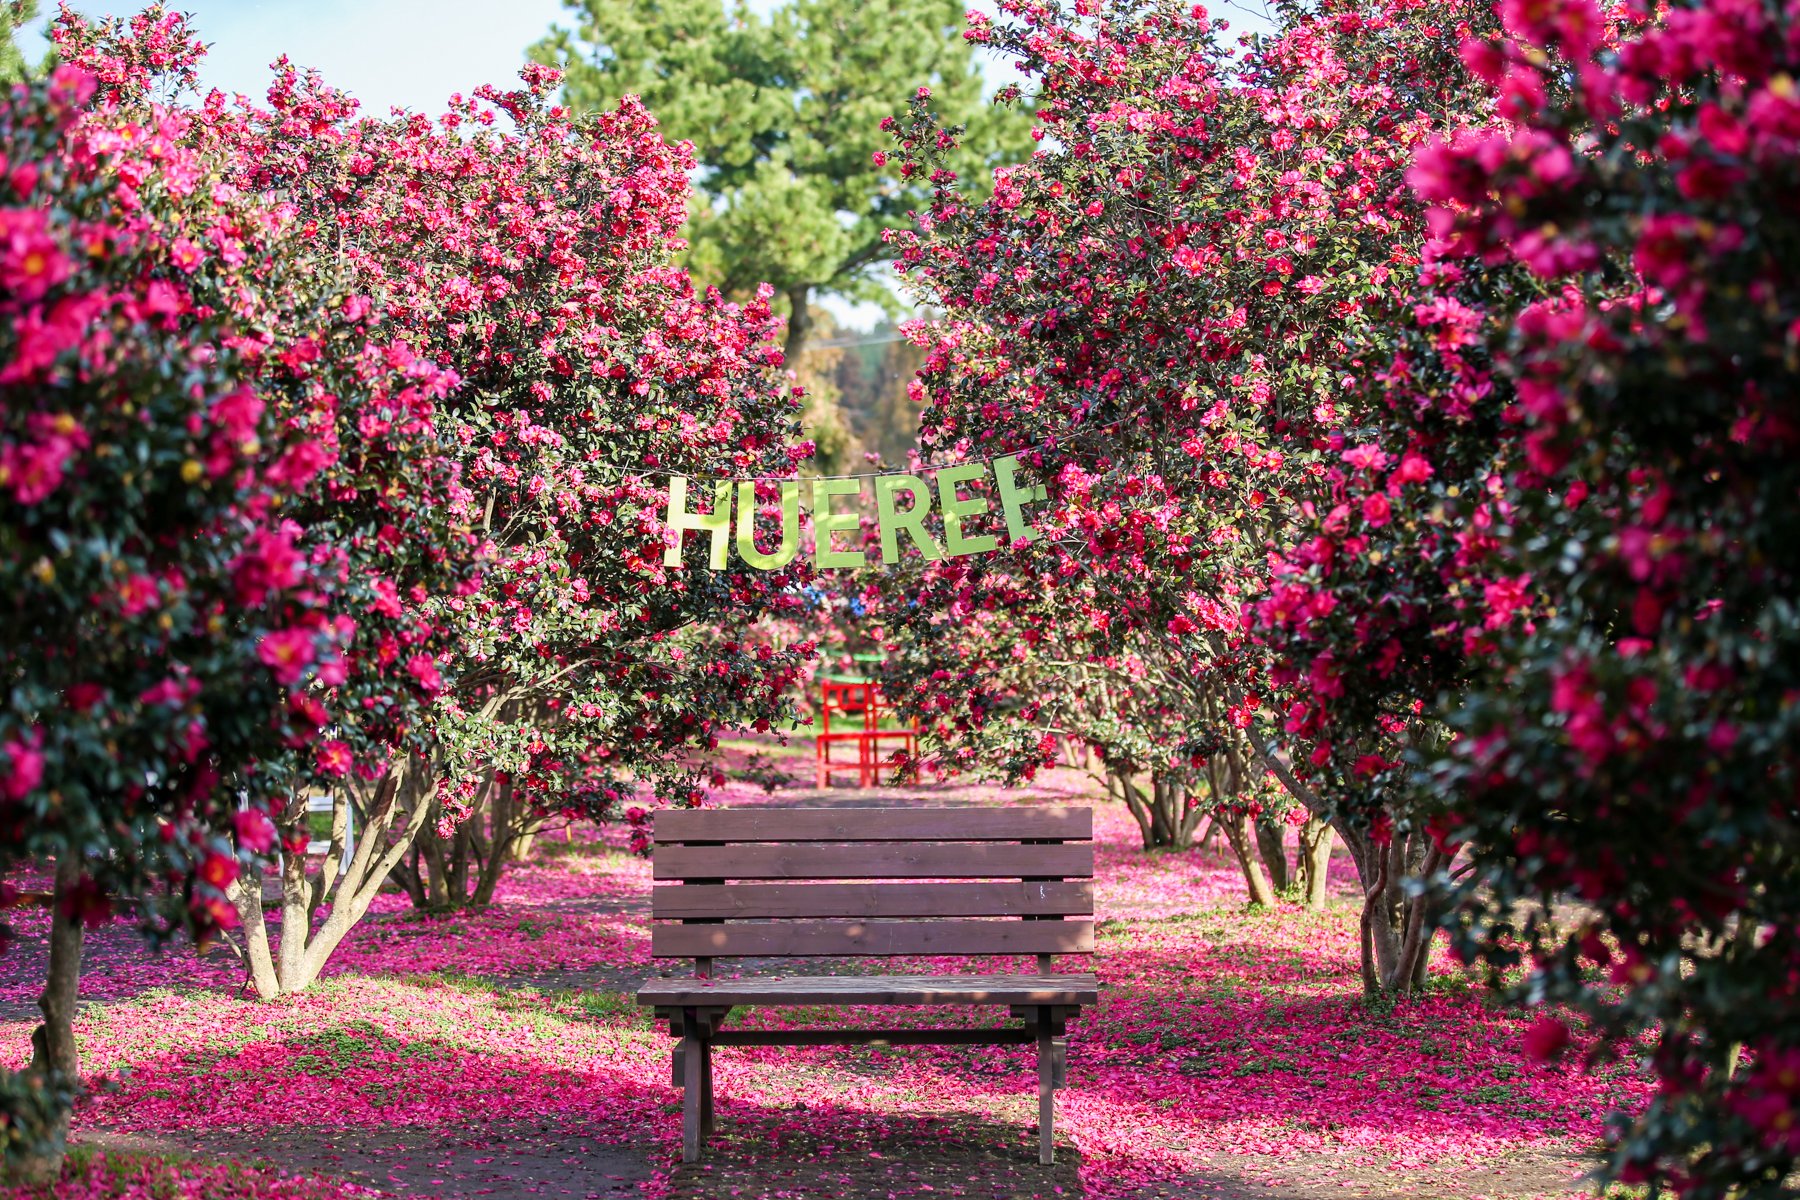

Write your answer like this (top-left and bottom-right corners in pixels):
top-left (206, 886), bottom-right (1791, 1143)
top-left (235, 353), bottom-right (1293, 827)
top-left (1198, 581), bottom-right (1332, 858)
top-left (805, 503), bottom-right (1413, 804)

top-left (82, 1125), bottom-right (650, 1199)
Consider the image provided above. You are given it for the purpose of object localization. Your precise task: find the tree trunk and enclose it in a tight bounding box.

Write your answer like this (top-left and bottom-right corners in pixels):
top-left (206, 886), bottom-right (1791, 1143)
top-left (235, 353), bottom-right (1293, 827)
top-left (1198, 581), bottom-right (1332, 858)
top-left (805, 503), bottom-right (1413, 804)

top-left (1221, 811), bottom-right (1280, 908)
top-left (13, 856), bottom-right (87, 1180)
top-left (446, 796), bottom-right (475, 904)
top-left (1114, 770), bottom-right (1157, 851)
top-left (228, 867), bottom-right (281, 1000)
top-left (471, 775), bottom-right (514, 907)
top-left (1296, 816), bottom-right (1335, 909)
top-left (507, 821), bottom-right (538, 864)
top-left (783, 285), bottom-right (814, 363)
top-left (419, 802), bottom-right (451, 909)
top-left (1253, 815), bottom-right (1289, 894)
top-left (1149, 776), bottom-right (1176, 846)
top-left (232, 757), bottom-right (435, 998)
top-left (1234, 720), bottom-right (1443, 995)
top-left (388, 845), bottom-right (428, 909)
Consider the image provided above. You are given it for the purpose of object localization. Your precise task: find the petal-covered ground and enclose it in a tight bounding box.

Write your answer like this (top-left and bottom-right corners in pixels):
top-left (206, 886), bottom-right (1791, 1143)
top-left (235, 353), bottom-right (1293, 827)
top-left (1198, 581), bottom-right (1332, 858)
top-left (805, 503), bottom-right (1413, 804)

top-left (2, 741), bottom-right (1649, 1200)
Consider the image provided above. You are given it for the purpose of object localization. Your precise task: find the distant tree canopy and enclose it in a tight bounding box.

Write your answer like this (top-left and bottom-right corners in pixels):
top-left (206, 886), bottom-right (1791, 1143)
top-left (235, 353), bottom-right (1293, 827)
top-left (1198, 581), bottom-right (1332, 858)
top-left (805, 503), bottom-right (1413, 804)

top-left (2, 1), bottom-right (43, 83)
top-left (532, 0), bottom-right (1032, 359)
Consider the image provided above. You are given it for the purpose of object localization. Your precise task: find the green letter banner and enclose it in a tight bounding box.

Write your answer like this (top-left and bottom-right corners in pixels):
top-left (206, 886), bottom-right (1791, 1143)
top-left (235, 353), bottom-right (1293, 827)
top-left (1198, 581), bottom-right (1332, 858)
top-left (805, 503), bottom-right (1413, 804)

top-left (661, 455), bottom-right (1044, 571)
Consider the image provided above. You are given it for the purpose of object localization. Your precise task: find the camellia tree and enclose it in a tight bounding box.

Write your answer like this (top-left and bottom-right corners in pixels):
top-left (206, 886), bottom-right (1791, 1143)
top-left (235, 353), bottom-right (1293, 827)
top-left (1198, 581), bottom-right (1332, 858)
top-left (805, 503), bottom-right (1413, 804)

top-left (871, 0), bottom-right (1495, 978)
top-left (204, 57), bottom-right (816, 981)
top-left (1257, 0), bottom-right (1800, 1191)
top-left (1331, 0), bottom-right (1794, 1193)
top-left (2, 5), bottom-right (476, 1173)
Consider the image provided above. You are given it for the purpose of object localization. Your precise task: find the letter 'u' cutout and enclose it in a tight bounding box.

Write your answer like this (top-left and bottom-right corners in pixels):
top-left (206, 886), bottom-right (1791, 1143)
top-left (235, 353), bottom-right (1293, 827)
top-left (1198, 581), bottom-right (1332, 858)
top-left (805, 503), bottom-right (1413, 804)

top-left (874, 474), bottom-right (943, 565)
top-left (735, 480), bottom-right (800, 570)
top-left (663, 476), bottom-right (732, 569)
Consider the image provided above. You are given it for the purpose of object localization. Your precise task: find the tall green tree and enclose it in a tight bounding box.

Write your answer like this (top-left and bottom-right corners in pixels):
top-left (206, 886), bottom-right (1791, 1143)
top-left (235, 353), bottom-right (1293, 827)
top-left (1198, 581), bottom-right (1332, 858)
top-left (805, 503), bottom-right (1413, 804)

top-left (2, 1), bottom-right (41, 83)
top-left (533, 0), bottom-right (1031, 359)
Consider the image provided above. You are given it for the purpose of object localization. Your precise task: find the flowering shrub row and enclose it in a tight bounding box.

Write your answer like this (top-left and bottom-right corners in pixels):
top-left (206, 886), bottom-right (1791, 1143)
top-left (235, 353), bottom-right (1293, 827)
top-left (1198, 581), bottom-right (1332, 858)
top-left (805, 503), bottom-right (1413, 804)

top-left (871, 0), bottom-right (1496, 987)
top-left (1, 1), bottom-right (811, 1165)
top-left (878, 0), bottom-right (1799, 1193)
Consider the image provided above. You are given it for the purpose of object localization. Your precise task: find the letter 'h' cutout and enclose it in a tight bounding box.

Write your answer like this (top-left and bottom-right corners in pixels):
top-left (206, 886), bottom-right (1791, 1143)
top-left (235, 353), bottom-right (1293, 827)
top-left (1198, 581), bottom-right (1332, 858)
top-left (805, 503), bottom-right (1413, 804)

top-left (664, 477), bottom-right (733, 569)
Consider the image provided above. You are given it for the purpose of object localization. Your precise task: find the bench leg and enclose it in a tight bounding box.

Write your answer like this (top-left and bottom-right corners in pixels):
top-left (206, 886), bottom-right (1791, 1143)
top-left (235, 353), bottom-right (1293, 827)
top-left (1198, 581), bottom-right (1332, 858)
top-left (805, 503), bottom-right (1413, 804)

top-left (681, 1023), bottom-right (705, 1162)
top-left (1036, 1009), bottom-right (1055, 1165)
top-left (700, 1038), bottom-right (715, 1139)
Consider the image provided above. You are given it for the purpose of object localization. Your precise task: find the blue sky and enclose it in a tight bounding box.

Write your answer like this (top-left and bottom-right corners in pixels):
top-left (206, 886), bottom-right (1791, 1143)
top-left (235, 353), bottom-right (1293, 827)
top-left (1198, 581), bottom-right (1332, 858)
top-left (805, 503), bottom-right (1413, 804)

top-left (23, 0), bottom-right (574, 116)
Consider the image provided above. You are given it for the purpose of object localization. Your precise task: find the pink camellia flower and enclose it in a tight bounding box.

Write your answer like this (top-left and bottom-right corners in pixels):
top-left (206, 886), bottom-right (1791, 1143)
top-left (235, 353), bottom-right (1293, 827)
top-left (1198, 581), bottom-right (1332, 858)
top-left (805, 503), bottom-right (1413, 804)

top-left (1523, 1015), bottom-right (1572, 1062)
top-left (264, 438), bottom-right (334, 488)
top-left (0, 207), bottom-right (72, 303)
top-left (257, 627), bottom-right (317, 686)
top-left (406, 653), bottom-right (443, 694)
top-left (314, 653), bottom-right (349, 687)
top-left (1, 735), bottom-right (45, 801)
top-left (233, 809), bottom-right (277, 854)
top-left (169, 237), bottom-right (203, 272)
top-left (210, 386), bottom-right (264, 446)
top-left (116, 573), bottom-right (161, 617)
top-left (1389, 452), bottom-right (1434, 487)
top-left (231, 527), bottom-right (304, 607)
top-left (2, 436), bottom-right (76, 504)
top-left (315, 739), bottom-right (353, 776)
top-left (196, 851), bottom-right (239, 891)
top-left (44, 64), bottom-right (97, 110)
top-left (1361, 492), bottom-right (1392, 527)
top-left (65, 682), bottom-right (104, 711)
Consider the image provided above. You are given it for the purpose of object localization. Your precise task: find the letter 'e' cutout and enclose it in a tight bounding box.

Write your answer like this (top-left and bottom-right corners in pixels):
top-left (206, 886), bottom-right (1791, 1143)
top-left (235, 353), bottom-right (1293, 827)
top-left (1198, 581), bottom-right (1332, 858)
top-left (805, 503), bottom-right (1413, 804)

top-left (935, 463), bottom-right (998, 558)
top-left (993, 455), bottom-right (1047, 544)
top-left (812, 478), bottom-right (864, 569)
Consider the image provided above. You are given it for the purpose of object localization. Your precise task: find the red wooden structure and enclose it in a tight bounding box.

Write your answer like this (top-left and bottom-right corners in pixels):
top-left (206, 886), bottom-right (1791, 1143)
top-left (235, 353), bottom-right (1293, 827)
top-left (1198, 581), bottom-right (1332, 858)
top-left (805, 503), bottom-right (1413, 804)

top-left (814, 674), bottom-right (918, 787)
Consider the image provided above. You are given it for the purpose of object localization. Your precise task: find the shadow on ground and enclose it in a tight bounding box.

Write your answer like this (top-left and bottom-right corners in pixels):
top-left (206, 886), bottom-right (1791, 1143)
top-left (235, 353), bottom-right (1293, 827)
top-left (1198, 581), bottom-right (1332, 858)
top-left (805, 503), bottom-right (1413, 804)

top-left (665, 1105), bottom-right (1083, 1199)
top-left (1131, 1144), bottom-right (1602, 1199)
top-left (82, 1123), bottom-right (649, 1199)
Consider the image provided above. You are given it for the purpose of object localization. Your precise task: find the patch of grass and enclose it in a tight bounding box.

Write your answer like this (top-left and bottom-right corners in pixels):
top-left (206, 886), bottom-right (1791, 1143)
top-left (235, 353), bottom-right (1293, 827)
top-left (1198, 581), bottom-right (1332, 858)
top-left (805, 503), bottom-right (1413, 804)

top-left (570, 990), bottom-right (641, 1020)
top-left (289, 1018), bottom-right (451, 1078)
top-left (515, 916), bottom-right (564, 941)
top-left (394, 969), bottom-right (505, 997)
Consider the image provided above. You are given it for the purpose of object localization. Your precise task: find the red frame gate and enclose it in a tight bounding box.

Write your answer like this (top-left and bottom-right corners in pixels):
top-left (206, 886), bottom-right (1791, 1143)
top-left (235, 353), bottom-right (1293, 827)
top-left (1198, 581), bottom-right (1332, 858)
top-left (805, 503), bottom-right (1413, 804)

top-left (814, 674), bottom-right (918, 787)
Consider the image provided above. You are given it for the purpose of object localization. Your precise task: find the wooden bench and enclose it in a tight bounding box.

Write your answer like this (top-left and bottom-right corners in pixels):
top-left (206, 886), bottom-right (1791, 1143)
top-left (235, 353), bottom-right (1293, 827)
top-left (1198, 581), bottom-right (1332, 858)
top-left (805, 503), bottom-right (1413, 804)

top-left (636, 805), bottom-right (1098, 1165)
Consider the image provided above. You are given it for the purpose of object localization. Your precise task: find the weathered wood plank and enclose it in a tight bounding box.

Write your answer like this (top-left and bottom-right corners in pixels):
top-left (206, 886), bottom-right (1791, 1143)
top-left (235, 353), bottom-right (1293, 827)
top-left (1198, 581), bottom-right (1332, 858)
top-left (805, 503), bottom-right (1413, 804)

top-left (653, 880), bottom-right (1094, 920)
top-left (652, 918), bottom-right (1094, 959)
top-left (636, 972), bottom-right (1099, 1007)
top-left (710, 1027), bottom-right (1036, 1047)
top-left (653, 842), bottom-right (1094, 881)
top-left (655, 806), bottom-right (1092, 844)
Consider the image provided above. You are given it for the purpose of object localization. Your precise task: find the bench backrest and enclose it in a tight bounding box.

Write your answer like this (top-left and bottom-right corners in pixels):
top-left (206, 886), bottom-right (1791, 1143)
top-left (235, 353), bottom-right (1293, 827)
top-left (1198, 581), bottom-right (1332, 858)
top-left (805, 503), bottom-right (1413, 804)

top-left (650, 806), bottom-right (1094, 971)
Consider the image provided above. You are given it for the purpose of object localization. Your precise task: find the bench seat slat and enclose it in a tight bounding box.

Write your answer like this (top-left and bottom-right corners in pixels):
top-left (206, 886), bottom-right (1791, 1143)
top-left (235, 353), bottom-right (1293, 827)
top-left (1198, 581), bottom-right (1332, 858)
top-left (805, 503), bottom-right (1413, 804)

top-left (652, 881), bottom-right (1093, 920)
top-left (654, 842), bottom-right (1094, 881)
top-left (638, 972), bottom-right (1099, 1007)
top-left (652, 918), bottom-right (1094, 959)
top-left (655, 806), bottom-right (1091, 844)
